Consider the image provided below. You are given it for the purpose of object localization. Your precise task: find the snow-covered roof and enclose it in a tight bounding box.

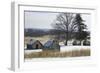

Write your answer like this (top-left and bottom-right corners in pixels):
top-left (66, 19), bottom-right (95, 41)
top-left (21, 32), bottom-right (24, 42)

top-left (44, 40), bottom-right (53, 47)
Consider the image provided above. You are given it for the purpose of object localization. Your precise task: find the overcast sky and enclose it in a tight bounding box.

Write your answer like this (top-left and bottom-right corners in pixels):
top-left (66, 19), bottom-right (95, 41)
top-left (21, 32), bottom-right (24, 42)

top-left (24, 11), bottom-right (91, 31)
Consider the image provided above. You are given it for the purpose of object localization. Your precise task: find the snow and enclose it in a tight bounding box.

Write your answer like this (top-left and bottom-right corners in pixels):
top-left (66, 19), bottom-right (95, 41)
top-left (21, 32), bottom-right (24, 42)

top-left (24, 46), bottom-right (90, 62)
top-left (25, 49), bottom-right (42, 54)
top-left (24, 46), bottom-right (90, 54)
top-left (60, 46), bottom-right (90, 52)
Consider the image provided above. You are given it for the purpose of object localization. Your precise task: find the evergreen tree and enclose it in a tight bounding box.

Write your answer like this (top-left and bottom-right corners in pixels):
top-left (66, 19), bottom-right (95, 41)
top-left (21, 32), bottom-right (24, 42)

top-left (75, 14), bottom-right (87, 45)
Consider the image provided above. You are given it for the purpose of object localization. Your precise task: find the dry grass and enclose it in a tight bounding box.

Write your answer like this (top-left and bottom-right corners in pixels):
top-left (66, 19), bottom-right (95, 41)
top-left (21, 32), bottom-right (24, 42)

top-left (24, 49), bottom-right (90, 59)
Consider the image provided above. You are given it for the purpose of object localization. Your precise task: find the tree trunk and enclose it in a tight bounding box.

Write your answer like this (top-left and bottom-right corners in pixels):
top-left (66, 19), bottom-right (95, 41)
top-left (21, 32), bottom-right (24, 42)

top-left (65, 25), bottom-right (69, 46)
top-left (80, 39), bottom-right (82, 46)
top-left (65, 31), bottom-right (68, 46)
top-left (65, 39), bottom-right (68, 45)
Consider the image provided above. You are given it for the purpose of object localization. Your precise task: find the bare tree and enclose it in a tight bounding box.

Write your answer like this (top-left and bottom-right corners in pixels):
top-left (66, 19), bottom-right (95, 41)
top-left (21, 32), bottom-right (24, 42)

top-left (52, 13), bottom-right (77, 45)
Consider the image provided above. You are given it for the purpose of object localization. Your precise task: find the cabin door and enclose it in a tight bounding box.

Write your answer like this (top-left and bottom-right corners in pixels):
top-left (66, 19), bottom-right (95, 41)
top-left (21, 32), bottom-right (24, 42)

top-left (36, 44), bottom-right (39, 49)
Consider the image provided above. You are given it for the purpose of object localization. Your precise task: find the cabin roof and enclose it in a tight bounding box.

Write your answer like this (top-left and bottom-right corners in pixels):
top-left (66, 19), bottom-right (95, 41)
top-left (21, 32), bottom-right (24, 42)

top-left (44, 40), bottom-right (54, 47)
top-left (28, 39), bottom-right (41, 45)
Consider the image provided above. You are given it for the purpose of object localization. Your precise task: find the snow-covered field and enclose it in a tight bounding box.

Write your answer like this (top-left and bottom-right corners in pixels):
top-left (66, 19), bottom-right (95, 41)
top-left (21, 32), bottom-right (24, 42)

top-left (60, 46), bottom-right (90, 52)
top-left (24, 46), bottom-right (90, 62)
top-left (25, 49), bottom-right (42, 54)
top-left (25, 46), bottom-right (90, 54)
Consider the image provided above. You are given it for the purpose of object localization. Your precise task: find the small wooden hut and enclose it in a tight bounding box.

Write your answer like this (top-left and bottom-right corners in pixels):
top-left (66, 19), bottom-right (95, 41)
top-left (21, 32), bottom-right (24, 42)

top-left (27, 39), bottom-right (43, 50)
top-left (43, 40), bottom-right (60, 51)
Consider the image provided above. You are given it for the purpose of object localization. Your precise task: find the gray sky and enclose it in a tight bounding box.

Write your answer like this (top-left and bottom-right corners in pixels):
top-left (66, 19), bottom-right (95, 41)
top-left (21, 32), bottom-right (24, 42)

top-left (24, 11), bottom-right (91, 31)
top-left (25, 11), bottom-right (59, 29)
